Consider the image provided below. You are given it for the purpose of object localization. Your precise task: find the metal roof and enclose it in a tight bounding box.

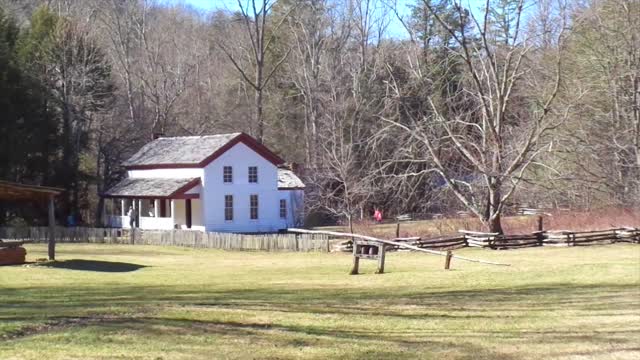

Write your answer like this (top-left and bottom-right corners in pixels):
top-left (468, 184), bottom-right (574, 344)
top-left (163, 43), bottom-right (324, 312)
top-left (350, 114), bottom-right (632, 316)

top-left (0, 180), bottom-right (62, 201)
top-left (123, 133), bottom-right (242, 167)
top-left (278, 169), bottom-right (305, 189)
top-left (102, 178), bottom-right (200, 198)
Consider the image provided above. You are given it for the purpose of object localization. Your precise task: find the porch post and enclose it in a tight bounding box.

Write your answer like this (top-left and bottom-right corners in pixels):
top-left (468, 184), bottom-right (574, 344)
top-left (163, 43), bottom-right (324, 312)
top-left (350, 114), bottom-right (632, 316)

top-left (137, 199), bottom-right (142, 227)
top-left (132, 199), bottom-right (139, 228)
top-left (154, 199), bottom-right (160, 217)
top-left (170, 199), bottom-right (176, 229)
top-left (121, 199), bottom-right (126, 216)
top-left (48, 194), bottom-right (56, 261)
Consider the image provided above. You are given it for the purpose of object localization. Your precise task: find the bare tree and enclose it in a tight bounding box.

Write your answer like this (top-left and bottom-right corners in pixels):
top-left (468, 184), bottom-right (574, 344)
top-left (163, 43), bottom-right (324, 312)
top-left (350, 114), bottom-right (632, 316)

top-left (381, 0), bottom-right (570, 233)
top-left (217, 0), bottom-right (294, 143)
top-left (549, 0), bottom-right (640, 207)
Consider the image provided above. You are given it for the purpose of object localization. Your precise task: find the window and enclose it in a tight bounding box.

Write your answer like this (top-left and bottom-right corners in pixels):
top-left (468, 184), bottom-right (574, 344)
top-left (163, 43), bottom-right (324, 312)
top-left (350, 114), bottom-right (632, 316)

top-left (248, 166), bottom-right (258, 183)
top-left (223, 166), bottom-right (233, 183)
top-left (279, 199), bottom-right (287, 219)
top-left (250, 194), bottom-right (258, 220)
top-left (224, 195), bottom-right (233, 221)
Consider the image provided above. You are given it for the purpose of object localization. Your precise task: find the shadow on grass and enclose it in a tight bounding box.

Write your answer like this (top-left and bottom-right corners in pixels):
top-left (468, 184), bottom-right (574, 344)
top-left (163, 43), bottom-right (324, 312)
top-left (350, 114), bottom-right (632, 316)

top-left (38, 259), bottom-right (146, 273)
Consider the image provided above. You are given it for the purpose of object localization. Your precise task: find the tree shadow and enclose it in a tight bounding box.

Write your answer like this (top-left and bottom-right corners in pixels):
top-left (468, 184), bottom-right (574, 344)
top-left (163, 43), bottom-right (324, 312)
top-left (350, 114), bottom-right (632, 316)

top-left (38, 259), bottom-right (146, 273)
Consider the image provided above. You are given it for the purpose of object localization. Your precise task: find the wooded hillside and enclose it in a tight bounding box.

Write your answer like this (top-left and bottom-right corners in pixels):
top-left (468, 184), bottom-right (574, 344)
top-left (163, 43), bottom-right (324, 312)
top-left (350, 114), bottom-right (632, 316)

top-left (0, 0), bottom-right (637, 232)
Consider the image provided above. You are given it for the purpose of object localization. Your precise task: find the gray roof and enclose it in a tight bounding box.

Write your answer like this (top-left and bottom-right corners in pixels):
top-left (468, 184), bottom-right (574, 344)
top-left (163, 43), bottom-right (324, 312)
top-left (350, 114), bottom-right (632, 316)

top-left (278, 169), bottom-right (305, 189)
top-left (123, 133), bottom-right (242, 167)
top-left (103, 177), bottom-right (199, 198)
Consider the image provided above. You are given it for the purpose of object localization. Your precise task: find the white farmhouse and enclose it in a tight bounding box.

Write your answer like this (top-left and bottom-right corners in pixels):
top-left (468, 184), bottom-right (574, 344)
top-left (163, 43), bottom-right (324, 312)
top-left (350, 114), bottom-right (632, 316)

top-left (102, 133), bottom-right (304, 233)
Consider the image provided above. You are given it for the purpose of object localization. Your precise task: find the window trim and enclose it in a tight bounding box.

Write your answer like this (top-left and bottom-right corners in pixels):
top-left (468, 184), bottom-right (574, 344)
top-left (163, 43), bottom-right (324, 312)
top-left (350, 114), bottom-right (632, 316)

top-left (279, 199), bottom-right (287, 219)
top-left (248, 166), bottom-right (258, 184)
top-left (223, 166), bottom-right (233, 184)
top-left (249, 194), bottom-right (259, 220)
top-left (224, 195), bottom-right (233, 222)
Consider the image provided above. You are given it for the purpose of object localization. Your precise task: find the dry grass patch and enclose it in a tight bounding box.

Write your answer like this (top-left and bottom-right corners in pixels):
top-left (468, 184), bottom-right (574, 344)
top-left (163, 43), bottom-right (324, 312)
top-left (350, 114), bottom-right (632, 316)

top-left (0, 243), bottom-right (638, 359)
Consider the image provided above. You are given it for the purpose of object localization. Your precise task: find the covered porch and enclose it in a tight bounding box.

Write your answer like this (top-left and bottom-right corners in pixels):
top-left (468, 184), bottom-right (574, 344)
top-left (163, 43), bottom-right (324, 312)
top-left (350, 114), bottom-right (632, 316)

top-left (102, 177), bottom-right (204, 231)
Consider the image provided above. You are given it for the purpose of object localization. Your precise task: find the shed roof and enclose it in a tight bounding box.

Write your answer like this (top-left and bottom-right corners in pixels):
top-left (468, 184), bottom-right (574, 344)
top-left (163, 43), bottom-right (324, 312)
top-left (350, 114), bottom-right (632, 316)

top-left (278, 169), bottom-right (305, 189)
top-left (102, 178), bottom-right (200, 199)
top-left (123, 132), bottom-right (284, 169)
top-left (0, 180), bottom-right (63, 201)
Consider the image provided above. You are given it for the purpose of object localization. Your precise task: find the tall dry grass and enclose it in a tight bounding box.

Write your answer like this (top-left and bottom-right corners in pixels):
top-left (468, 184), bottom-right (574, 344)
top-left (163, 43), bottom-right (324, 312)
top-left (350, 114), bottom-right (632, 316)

top-left (542, 207), bottom-right (640, 231)
top-left (345, 207), bottom-right (639, 239)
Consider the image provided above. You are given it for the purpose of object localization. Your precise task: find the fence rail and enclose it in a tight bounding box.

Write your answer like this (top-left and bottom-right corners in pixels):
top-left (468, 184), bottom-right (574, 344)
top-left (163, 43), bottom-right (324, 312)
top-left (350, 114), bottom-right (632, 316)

top-left (0, 227), bottom-right (330, 252)
top-left (460, 227), bottom-right (639, 249)
top-left (334, 227), bottom-right (639, 253)
top-left (1, 226), bottom-right (637, 253)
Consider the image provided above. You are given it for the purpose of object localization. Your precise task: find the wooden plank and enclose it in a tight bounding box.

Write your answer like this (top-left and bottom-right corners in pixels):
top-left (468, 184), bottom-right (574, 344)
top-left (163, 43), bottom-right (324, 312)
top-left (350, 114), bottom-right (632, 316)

top-left (459, 230), bottom-right (500, 236)
top-left (289, 228), bottom-right (510, 266)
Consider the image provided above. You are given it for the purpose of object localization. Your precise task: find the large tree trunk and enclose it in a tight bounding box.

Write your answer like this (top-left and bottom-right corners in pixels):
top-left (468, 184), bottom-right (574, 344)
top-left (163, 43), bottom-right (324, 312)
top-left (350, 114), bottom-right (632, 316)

top-left (487, 178), bottom-right (504, 234)
top-left (255, 87), bottom-right (264, 143)
top-left (488, 213), bottom-right (504, 234)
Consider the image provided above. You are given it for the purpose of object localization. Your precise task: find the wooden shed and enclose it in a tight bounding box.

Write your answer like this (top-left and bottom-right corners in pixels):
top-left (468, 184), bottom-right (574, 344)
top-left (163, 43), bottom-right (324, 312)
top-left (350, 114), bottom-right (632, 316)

top-left (0, 180), bottom-right (63, 261)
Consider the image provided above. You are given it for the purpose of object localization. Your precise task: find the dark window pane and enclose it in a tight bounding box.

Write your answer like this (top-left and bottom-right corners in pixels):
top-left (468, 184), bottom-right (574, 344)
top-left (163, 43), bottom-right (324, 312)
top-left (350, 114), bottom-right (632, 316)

top-left (279, 199), bottom-right (286, 219)
top-left (224, 195), bottom-right (233, 221)
top-left (248, 166), bottom-right (258, 183)
top-left (250, 194), bottom-right (258, 219)
top-left (223, 166), bottom-right (233, 183)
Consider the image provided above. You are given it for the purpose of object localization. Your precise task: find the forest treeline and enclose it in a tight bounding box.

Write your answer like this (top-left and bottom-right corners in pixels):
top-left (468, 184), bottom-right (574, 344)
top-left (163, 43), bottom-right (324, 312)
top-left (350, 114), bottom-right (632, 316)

top-left (0, 0), bottom-right (637, 232)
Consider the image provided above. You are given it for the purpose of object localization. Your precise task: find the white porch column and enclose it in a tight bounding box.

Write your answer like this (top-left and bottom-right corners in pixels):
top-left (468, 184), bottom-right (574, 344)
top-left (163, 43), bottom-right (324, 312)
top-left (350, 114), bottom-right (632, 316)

top-left (170, 199), bottom-right (176, 229)
top-left (121, 199), bottom-right (126, 216)
top-left (154, 199), bottom-right (160, 217)
top-left (132, 199), bottom-right (139, 228)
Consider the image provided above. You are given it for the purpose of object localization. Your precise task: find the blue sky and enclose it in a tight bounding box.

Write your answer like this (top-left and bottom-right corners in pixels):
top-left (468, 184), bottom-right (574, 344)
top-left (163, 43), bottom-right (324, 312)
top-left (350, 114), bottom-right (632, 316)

top-left (169, 0), bottom-right (487, 38)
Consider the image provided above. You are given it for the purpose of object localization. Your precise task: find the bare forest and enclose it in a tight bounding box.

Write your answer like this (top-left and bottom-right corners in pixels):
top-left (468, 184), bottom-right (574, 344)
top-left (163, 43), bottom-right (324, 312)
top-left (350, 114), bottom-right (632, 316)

top-left (0, 0), bottom-right (638, 233)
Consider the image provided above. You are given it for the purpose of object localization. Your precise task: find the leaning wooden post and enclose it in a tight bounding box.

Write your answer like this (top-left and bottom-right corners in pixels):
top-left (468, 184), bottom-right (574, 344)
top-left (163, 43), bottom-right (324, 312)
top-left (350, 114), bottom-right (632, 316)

top-left (444, 250), bottom-right (453, 270)
top-left (47, 194), bottom-right (56, 261)
top-left (395, 221), bottom-right (400, 238)
top-left (376, 244), bottom-right (386, 274)
top-left (350, 239), bottom-right (360, 275)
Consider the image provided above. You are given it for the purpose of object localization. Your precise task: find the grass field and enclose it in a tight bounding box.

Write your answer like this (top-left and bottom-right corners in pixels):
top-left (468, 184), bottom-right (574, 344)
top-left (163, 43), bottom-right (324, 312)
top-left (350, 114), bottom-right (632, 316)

top-left (1, 243), bottom-right (639, 359)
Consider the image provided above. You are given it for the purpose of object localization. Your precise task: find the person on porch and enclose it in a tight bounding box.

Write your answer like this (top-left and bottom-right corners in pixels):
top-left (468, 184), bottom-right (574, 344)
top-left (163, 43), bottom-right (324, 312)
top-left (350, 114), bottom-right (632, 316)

top-left (127, 206), bottom-right (136, 228)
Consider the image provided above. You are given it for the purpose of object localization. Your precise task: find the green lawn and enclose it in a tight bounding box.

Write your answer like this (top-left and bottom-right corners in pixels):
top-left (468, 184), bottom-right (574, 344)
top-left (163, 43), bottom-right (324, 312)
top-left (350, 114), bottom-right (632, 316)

top-left (1, 244), bottom-right (639, 359)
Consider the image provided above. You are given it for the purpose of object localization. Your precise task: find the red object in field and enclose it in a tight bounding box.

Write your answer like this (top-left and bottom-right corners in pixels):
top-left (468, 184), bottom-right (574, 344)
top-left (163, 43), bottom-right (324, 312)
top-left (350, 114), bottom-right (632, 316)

top-left (374, 209), bottom-right (383, 222)
top-left (0, 246), bottom-right (27, 266)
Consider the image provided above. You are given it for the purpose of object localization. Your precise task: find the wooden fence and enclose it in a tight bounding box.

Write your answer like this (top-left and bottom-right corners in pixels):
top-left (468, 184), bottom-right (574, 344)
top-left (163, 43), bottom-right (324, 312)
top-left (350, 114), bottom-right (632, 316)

top-left (0, 227), bottom-right (330, 252)
top-left (459, 227), bottom-right (639, 249)
top-left (399, 235), bottom-right (467, 250)
top-left (1, 226), bottom-right (637, 253)
top-left (334, 227), bottom-right (639, 253)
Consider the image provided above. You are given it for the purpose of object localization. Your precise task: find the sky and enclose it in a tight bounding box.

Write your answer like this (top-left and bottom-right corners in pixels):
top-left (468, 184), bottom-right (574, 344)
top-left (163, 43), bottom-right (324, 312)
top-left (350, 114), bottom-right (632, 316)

top-left (168, 0), bottom-right (488, 39)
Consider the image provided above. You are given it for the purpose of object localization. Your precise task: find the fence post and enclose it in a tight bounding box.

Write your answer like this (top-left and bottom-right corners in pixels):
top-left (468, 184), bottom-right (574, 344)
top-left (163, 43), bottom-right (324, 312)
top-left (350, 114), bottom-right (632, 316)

top-left (350, 240), bottom-right (360, 275)
top-left (376, 244), bottom-right (386, 274)
top-left (47, 195), bottom-right (56, 261)
top-left (396, 221), bottom-right (400, 238)
top-left (444, 250), bottom-right (453, 270)
top-left (537, 215), bottom-right (544, 232)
